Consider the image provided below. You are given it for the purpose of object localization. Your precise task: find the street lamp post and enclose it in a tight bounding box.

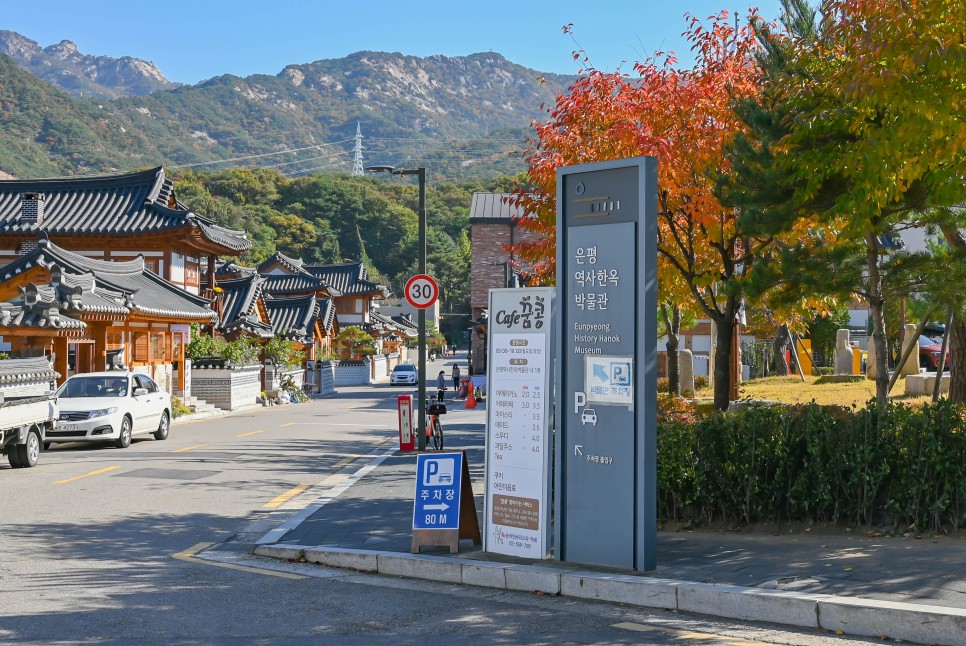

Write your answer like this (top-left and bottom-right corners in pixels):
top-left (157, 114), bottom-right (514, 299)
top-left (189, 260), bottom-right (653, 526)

top-left (367, 165), bottom-right (428, 450)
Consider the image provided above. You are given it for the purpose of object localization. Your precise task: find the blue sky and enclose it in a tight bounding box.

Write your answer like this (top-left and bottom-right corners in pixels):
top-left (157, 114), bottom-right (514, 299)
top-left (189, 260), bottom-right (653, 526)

top-left (3, 1), bottom-right (785, 84)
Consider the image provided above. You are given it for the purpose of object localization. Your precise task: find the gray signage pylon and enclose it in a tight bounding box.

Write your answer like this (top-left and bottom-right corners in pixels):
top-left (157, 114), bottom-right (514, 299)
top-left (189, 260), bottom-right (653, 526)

top-left (553, 156), bottom-right (657, 571)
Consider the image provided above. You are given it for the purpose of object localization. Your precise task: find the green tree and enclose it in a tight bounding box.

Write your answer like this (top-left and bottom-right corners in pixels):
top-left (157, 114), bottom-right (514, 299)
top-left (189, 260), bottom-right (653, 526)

top-left (333, 327), bottom-right (376, 359)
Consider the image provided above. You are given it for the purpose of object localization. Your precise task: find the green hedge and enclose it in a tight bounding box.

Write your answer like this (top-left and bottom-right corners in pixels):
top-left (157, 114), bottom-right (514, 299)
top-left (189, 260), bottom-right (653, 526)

top-left (657, 400), bottom-right (966, 532)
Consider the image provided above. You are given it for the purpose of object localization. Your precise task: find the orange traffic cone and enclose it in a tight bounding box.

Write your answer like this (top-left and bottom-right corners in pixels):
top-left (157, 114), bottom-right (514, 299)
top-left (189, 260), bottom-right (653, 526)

top-left (465, 380), bottom-right (477, 408)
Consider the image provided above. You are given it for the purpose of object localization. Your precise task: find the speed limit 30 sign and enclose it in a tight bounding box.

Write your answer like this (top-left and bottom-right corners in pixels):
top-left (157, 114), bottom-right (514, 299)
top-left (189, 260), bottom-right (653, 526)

top-left (405, 274), bottom-right (439, 309)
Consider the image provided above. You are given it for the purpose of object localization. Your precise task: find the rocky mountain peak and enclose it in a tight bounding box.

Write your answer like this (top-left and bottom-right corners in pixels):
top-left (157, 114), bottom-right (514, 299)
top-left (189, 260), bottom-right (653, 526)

top-left (45, 39), bottom-right (79, 59)
top-left (0, 30), bottom-right (179, 98)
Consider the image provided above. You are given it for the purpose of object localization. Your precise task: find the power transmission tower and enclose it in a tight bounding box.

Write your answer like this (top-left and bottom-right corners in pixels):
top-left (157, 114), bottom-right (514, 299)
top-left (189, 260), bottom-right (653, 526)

top-left (351, 122), bottom-right (364, 176)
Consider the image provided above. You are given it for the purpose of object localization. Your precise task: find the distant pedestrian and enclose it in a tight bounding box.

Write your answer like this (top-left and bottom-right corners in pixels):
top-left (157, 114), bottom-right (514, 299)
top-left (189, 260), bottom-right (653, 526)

top-left (451, 363), bottom-right (461, 393)
top-left (436, 370), bottom-right (446, 401)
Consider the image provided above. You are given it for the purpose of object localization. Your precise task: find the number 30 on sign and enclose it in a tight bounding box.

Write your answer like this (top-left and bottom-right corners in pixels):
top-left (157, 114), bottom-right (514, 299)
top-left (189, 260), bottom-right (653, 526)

top-left (405, 274), bottom-right (439, 309)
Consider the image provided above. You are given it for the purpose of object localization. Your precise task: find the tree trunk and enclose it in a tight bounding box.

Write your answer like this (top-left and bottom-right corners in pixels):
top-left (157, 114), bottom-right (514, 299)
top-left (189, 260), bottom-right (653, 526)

top-left (939, 223), bottom-right (966, 404)
top-left (712, 294), bottom-right (739, 411)
top-left (866, 232), bottom-right (889, 412)
top-left (660, 302), bottom-right (682, 395)
top-left (773, 324), bottom-right (790, 376)
top-left (948, 316), bottom-right (966, 403)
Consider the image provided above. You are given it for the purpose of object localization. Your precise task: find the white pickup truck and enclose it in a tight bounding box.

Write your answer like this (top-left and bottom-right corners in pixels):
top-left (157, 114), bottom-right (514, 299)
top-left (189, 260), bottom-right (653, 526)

top-left (0, 357), bottom-right (59, 469)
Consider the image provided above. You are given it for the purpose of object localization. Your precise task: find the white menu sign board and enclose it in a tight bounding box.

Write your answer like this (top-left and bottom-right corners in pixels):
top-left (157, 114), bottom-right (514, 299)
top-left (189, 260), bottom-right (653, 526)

top-left (484, 287), bottom-right (553, 558)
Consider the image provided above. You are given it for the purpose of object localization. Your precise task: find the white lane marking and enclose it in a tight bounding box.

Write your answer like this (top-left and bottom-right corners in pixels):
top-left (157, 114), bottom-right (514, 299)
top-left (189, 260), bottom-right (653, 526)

top-left (257, 445), bottom-right (397, 545)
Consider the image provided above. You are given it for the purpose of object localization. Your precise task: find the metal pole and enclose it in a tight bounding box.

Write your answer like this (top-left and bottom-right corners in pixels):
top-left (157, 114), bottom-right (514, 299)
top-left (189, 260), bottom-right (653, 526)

top-left (416, 168), bottom-right (427, 451)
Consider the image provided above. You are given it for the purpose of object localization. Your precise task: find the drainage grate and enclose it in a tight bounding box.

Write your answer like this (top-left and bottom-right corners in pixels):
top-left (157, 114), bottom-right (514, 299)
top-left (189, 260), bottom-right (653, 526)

top-left (114, 468), bottom-right (220, 481)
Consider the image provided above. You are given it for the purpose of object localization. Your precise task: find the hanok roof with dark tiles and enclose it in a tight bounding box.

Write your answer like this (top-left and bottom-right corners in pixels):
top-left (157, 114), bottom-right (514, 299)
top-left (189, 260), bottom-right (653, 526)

top-left (215, 274), bottom-right (273, 338)
top-left (0, 167), bottom-right (251, 253)
top-left (0, 356), bottom-right (60, 384)
top-left (257, 251), bottom-right (305, 275)
top-left (262, 293), bottom-right (333, 342)
top-left (302, 261), bottom-right (385, 296)
top-left (0, 285), bottom-right (87, 331)
top-left (260, 273), bottom-right (332, 296)
top-left (0, 239), bottom-right (215, 321)
top-left (215, 260), bottom-right (257, 278)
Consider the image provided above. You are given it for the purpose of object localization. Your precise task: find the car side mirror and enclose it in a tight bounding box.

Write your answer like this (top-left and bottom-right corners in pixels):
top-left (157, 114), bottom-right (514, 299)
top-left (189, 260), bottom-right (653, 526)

top-left (133, 387), bottom-right (148, 396)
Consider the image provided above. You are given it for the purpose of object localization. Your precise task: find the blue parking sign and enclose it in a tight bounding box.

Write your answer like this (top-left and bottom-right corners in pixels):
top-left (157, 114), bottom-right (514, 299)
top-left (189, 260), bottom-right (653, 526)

top-left (413, 452), bottom-right (462, 530)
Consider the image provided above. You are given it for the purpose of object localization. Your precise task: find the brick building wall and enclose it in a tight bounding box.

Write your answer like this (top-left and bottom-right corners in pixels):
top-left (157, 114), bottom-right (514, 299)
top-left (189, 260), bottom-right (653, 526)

top-left (468, 192), bottom-right (541, 375)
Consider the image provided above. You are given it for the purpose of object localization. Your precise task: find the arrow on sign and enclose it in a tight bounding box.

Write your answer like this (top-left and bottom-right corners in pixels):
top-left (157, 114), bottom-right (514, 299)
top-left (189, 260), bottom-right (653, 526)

top-left (593, 364), bottom-right (608, 382)
top-left (424, 503), bottom-right (449, 511)
top-left (574, 445), bottom-right (583, 456)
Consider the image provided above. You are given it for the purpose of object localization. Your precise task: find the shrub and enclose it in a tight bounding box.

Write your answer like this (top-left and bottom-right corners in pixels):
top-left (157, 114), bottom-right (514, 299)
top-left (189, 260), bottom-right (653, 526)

top-left (657, 399), bottom-right (966, 532)
top-left (185, 334), bottom-right (225, 360)
top-left (221, 336), bottom-right (260, 365)
top-left (185, 334), bottom-right (259, 365)
top-left (264, 336), bottom-right (305, 369)
top-left (171, 397), bottom-right (192, 419)
top-left (694, 375), bottom-right (709, 390)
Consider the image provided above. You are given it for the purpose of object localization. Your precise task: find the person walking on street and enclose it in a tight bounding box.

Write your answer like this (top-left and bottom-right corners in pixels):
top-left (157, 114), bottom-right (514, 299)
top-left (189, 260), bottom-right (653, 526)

top-left (451, 363), bottom-right (461, 394)
top-left (436, 370), bottom-right (446, 401)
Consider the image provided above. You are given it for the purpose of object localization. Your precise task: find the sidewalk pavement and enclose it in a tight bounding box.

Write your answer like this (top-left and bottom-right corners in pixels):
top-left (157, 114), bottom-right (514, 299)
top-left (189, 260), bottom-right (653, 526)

top-left (252, 399), bottom-right (966, 645)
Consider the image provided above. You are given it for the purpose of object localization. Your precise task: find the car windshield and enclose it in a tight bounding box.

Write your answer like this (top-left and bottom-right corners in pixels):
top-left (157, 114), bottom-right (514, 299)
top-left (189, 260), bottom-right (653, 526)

top-left (919, 335), bottom-right (940, 346)
top-left (393, 365), bottom-right (415, 373)
top-left (56, 376), bottom-right (128, 398)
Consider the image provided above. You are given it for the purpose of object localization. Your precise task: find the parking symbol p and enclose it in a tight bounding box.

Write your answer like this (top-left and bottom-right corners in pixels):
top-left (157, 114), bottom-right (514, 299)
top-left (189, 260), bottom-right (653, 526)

top-left (611, 362), bottom-right (630, 386)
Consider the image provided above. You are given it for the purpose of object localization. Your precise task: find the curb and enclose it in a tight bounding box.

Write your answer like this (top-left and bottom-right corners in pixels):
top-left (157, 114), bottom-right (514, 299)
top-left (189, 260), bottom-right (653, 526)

top-left (254, 544), bottom-right (966, 645)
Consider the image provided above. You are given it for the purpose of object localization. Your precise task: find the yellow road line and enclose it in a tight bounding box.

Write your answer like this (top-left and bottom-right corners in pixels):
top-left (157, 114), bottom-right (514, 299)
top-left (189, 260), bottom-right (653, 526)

top-left (173, 444), bottom-right (209, 453)
top-left (281, 422), bottom-right (294, 428)
top-left (173, 542), bottom-right (305, 580)
top-left (264, 484), bottom-right (312, 509)
top-left (237, 430), bottom-right (265, 438)
top-left (53, 465), bottom-right (121, 484)
top-left (331, 453), bottom-right (368, 471)
top-left (612, 622), bottom-right (777, 645)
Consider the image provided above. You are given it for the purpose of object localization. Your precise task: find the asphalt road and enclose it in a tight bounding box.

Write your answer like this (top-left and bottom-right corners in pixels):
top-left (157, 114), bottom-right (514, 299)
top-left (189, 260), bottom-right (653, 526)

top-left (0, 385), bottom-right (879, 645)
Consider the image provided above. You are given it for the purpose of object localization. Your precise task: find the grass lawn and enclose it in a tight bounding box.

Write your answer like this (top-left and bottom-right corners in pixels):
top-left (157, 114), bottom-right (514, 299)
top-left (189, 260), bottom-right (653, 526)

top-left (695, 375), bottom-right (934, 408)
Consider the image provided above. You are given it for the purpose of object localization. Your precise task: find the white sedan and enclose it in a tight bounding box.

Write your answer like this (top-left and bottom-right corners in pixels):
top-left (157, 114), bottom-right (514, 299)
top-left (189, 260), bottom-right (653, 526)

top-left (50, 372), bottom-right (171, 449)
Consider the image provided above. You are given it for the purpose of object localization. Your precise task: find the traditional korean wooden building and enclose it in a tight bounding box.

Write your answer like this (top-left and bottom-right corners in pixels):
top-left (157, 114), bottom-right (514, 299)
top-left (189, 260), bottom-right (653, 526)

top-left (0, 239), bottom-right (216, 391)
top-left (0, 167), bottom-right (251, 295)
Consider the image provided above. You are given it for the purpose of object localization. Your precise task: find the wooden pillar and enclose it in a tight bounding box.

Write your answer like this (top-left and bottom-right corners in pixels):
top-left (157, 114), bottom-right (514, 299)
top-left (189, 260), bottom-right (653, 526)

top-left (207, 255), bottom-right (217, 291)
top-left (53, 336), bottom-right (69, 386)
top-left (76, 342), bottom-right (93, 375)
top-left (92, 323), bottom-right (108, 371)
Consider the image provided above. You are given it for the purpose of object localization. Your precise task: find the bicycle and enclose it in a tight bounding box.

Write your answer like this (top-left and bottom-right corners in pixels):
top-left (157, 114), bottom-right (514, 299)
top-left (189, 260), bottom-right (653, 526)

top-left (425, 400), bottom-right (446, 451)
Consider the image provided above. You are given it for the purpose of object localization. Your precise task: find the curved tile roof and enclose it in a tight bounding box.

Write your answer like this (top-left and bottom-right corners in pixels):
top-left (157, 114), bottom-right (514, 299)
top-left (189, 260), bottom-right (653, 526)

top-left (261, 273), bottom-right (330, 295)
top-left (264, 294), bottom-right (318, 341)
top-left (0, 167), bottom-right (250, 253)
top-left (258, 251), bottom-right (305, 274)
top-left (0, 292), bottom-right (87, 330)
top-left (216, 274), bottom-right (268, 333)
top-left (0, 357), bottom-right (60, 383)
top-left (303, 261), bottom-right (385, 296)
top-left (1, 239), bottom-right (215, 321)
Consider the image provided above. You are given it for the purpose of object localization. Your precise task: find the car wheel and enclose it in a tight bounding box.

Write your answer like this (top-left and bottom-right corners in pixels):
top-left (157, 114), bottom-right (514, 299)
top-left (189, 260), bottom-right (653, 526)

top-left (115, 416), bottom-right (133, 449)
top-left (7, 448), bottom-right (22, 468)
top-left (17, 430), bottom-right (41, 467)
top-left (154, 411), bottom-right (170, 441)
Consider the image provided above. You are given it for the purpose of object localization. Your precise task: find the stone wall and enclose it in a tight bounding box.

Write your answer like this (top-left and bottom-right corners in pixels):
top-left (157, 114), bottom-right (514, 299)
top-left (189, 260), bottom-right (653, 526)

top-left (190, 363), bottom-right (262, 411)
top-left (335, 359), bottom-right (370, 386)
top-left (264, 364), bottom-right (305, 393)
top-left (371, 354), bottom-right (387, 382)
top-left (317, 361), bottom-right (336, 396)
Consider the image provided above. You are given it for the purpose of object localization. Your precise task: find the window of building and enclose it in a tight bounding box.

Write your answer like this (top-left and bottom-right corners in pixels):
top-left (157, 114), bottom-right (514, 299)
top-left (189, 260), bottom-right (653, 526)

top-left (133, 332), bottom-right (149, 362)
